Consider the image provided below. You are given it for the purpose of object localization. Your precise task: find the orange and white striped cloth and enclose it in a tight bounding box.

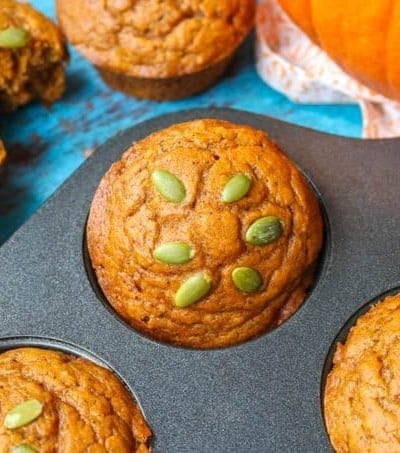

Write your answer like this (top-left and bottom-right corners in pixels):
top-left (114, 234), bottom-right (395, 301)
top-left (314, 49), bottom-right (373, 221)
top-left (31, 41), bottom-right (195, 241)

top-left (255, 0), bottom-right (400, 138)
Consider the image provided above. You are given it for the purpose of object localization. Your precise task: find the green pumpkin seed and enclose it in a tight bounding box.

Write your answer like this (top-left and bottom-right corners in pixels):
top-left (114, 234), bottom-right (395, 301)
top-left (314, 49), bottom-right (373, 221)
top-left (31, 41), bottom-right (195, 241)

top-left (0, 27), bottom-right (29, 49)
top-left (154, 242), bottom-right (195, 264)
top-left (4, 399), bottom-right (43, 429)
top-left (221, 173), bottom-right (251, 203)
top-left (151, 170), bottom-right (186, 203)
top-left (11, 444), bottom-right (37, 453)
top-left (175, 274), bottom-right (212, 308)
top-left (232, 267), bottom-right (263, 293)
top-left (245, 216), bottom-right (283, 245)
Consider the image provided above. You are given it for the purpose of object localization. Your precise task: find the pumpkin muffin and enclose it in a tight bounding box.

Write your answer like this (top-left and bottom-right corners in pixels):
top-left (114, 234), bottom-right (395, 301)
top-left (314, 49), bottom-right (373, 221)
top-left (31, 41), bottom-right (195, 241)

top-left (87, 119), bottom-right (323, 348)
top-left (0, 138), bottom-right (6, 165)
top-left (324, 293), bottom-right (400, 453)
top-left (56, 0), bottom-right (256, 100)
top-left (0, 0), bottom-right (68, 112)
top-left (0, 347), bottom-right (151, 452)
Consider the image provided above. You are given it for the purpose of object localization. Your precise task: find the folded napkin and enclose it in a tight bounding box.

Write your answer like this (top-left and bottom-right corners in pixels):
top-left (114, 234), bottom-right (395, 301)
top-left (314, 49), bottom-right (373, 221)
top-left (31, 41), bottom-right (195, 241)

top-left (255, 0), bottom-right (400, 138)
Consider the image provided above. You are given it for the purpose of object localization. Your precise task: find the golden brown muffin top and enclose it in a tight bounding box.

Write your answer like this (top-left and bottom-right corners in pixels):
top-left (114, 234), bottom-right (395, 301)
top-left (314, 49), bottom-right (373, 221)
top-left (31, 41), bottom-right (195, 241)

top-left (324, 293), bottom-right (400, 453)
top-left (0, 347), bottom-right (151, 452)
top-left (57, 0), bottom-right (256, 78)
top-left (0, 0), bottom-right (68, 111)
top-left (87, 119), bottom-right (323, 348)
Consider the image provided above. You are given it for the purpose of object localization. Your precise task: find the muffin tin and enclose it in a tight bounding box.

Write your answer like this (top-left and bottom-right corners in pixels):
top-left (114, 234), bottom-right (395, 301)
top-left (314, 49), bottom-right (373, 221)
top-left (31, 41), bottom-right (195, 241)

top-left (0, 108), bottom-right (399, 452)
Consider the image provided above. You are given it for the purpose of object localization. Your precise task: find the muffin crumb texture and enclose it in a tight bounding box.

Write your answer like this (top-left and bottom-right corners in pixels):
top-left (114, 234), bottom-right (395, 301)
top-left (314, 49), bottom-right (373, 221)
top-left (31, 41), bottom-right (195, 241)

top-left (324, 293), bottom-right (400, 453)
top-left (0, 0), bottom-right (68, 112)
top-left (87, 119), bottom-right (323, 348)
top-left (0, 348), bottom-right (151, 452)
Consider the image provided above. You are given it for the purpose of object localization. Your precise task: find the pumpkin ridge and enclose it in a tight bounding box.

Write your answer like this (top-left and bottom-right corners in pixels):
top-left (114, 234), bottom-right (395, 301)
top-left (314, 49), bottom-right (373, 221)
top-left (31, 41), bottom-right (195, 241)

top-left (385, 0), bottom-right (400, 99)
top-left (277, 0), bottom-right (400, 101)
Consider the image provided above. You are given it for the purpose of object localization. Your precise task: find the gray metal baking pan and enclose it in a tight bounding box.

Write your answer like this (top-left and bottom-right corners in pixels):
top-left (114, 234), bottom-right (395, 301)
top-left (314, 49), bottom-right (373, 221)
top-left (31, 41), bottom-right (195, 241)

top-left (0, 108), bottom-right (399, 452)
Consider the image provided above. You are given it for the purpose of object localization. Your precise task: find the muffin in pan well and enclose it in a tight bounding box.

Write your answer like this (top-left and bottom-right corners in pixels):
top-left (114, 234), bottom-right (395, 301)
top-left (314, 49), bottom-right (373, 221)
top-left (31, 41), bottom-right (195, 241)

top-left (56, 0), bottom-right (256, 100)
top-left (0, 347), bottom-right (151, 452)
top-left (0, 0), bottom-right (68, 112)
top-left (324, 293), bottom-right (400, 453)
top-left (87, 119), bottom-right (324, 348)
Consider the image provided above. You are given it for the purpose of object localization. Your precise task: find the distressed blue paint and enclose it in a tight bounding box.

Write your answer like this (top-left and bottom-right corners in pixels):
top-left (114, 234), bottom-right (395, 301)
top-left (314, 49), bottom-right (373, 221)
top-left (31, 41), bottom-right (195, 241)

top-left (0, 0), bottom-right (362, 244)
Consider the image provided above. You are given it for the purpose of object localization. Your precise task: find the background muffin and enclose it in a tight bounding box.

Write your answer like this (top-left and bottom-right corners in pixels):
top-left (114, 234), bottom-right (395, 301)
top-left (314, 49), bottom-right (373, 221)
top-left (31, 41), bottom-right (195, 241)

top-left (57, 0), bottom-right (255, 100)
top-left (324, 293), bottom-right (400, 453)
top-left (87, 119), bottom-right (323, 348)
top-left (0, 138), bottom-right (5, 165)
top-left (0, 0), bottom-right (68, 112)
top-left (0, 347), bottom-right (151, 452)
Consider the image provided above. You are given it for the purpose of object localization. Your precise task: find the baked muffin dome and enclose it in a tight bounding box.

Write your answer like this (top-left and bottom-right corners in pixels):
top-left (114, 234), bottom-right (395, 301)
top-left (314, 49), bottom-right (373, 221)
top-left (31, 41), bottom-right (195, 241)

top-left (87, 119), bottom-right (323, 348)
top-left (324, 293), bottom-right (400, 453)
top-left (0, 0), bottom-right (68, 112)
top-left (57, 0), bottom-right (255, 100)
top-left (0, 347), bottom-right (151, 452)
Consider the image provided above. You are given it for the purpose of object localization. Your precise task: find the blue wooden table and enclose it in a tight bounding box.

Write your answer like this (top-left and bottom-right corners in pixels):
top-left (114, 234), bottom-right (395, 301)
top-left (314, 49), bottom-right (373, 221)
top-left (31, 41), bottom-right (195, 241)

top-left (0, 0), bottom-right (362, 245)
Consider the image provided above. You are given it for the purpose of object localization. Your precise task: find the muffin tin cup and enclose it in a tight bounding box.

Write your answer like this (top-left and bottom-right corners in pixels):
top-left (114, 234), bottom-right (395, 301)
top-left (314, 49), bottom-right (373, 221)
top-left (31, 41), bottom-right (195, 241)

top-left (0, 336), bottom-right (152, 447)
top-left (82, 171), bottom-right (331, 350)
top-left (320, 285), bottom-right (400, 436)
top-left (1, 108), bottom-right (400, 452)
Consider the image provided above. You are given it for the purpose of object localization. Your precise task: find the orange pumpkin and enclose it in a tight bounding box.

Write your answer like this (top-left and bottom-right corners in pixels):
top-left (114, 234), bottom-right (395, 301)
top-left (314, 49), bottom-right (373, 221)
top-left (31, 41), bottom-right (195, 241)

top-left (278, 0), bottom-right (400, 101)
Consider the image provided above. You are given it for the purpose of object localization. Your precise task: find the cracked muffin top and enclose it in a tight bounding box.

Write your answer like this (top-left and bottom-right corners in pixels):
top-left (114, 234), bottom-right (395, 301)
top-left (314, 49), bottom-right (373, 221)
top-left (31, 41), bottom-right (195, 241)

top-left (324, 293), bottom-right (400, 453)
top-left (87, 119), bottom-right (323, 348)
top-left (56, 0), bottom-right (255, 78)
top-left (0, 347), bottom-right (151, 452)
top-left (0, 0), bottom-right (68, 111)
